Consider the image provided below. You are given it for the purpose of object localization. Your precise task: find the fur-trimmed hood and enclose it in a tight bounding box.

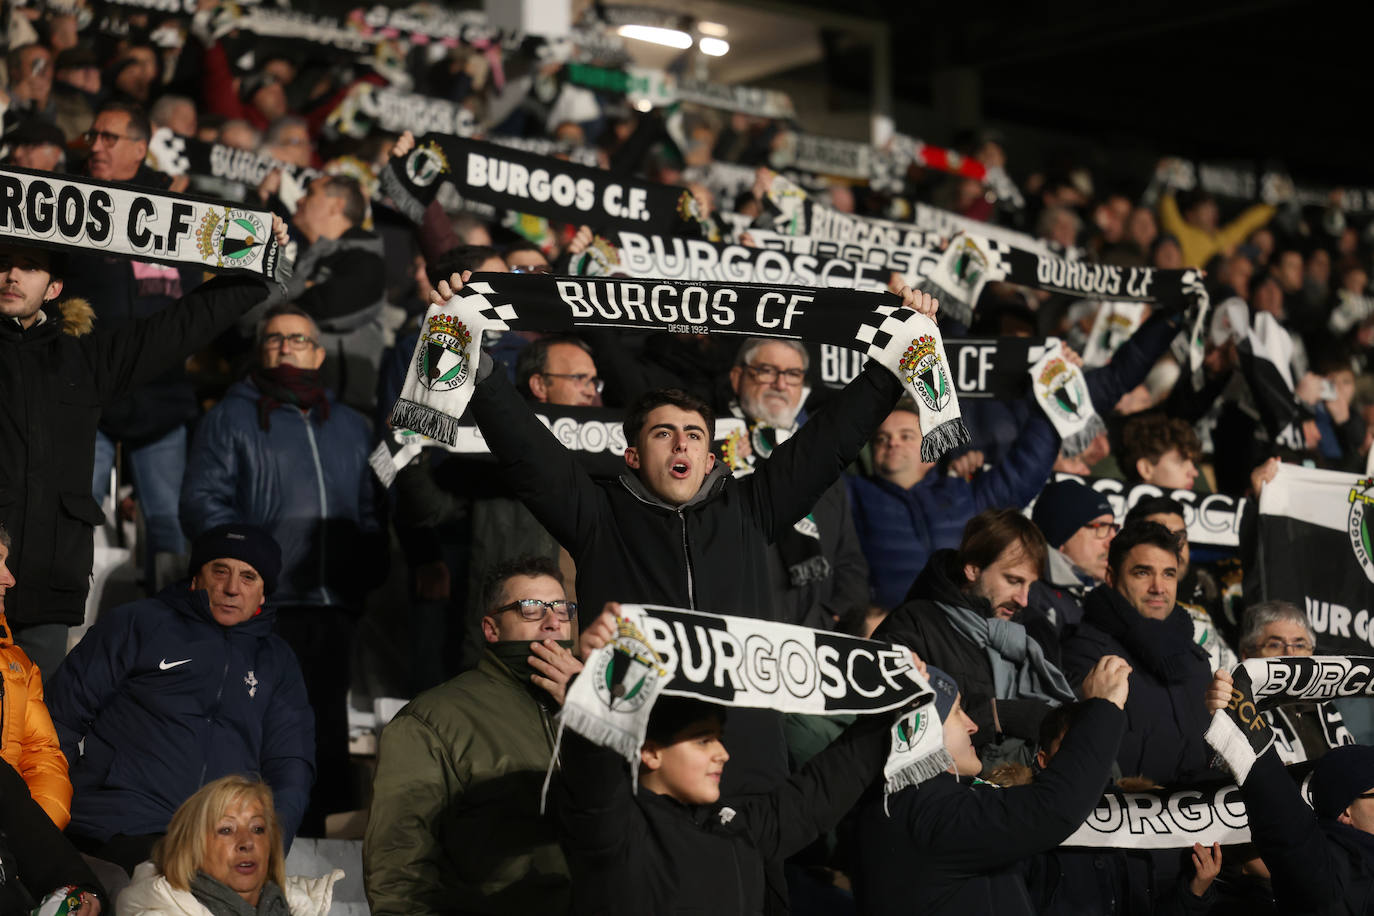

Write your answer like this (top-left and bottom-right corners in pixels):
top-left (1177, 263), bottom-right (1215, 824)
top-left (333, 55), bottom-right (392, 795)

top-left (58, 297), bottom-right (95, 337)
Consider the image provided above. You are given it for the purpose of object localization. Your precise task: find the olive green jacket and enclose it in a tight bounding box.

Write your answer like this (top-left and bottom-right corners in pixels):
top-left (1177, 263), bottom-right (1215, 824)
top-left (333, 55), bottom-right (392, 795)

top-left (363, 651), bottom-right (569, 915)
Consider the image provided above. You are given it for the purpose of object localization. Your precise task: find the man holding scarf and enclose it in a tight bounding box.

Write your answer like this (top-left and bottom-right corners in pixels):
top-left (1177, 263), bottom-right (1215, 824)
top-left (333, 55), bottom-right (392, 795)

top-left (436, 270), bottom-right (939, 794)
top-left (180, 303), bottom-right (383, 835)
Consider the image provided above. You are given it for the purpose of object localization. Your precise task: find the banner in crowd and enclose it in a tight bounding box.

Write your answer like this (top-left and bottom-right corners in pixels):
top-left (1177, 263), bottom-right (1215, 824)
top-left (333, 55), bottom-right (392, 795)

top-left (368, 407), bottom-right (747, 486)
top-left (1048, 472), bottom-right (1247, 549)
top-left (573, 229), bottom-right (893, 291)
top-left (559, 603), bottom-right (949, 794)
top-left (565, 62), bottom-right (797, 121)
top-left (327, 84), bottom-right (479, 139)
top-left (1208, 656), bottom-right (1374, 782)
top-left (0, 166), bottom-right (284, 280)
top-left (391, 273), bottom-right (970, 460)
top-left (1257, 464), bottom-right (1374, 655)
top-left (380, 134), bottom-right (697, 235)
top-left (147, 128), bottom-right (323, 190)
top-left (1062, 782), bottom-right (1252, 849)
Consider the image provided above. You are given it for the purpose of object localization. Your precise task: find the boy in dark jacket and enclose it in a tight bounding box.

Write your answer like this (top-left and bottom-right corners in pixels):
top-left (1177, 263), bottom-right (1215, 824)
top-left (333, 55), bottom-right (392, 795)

top-left (851, 656), bottom-right (1131, 915)
top-left (548, 606), bottom-right (902, 916)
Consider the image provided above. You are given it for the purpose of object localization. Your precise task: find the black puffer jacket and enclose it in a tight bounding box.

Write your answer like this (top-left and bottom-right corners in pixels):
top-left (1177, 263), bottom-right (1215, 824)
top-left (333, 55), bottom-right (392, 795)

top-left (852, 698), bottom-right (1125, 916)
top-left (0, 277), bottom-right (271, 627)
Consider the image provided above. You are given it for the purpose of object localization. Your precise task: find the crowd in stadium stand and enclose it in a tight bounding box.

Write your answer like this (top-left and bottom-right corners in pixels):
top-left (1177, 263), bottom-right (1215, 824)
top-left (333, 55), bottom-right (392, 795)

top-left (3, 2), bottom-right (1374, 914)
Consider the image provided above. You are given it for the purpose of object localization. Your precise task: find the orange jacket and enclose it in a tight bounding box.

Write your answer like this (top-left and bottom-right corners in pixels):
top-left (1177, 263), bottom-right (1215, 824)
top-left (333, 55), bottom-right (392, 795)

top-left (0, 612), bottom-right (72, 828)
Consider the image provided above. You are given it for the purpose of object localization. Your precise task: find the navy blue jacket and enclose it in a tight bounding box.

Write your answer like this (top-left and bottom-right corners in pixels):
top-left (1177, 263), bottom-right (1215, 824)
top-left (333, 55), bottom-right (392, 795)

top-left (45, 585), bottom-right (314, 845)
top-left (846, 409), bottom-right (1059, 610)
top-left (180, 379), bottom-right (381, 610)
top-left (1060, 587), bottom-right (1214, 784)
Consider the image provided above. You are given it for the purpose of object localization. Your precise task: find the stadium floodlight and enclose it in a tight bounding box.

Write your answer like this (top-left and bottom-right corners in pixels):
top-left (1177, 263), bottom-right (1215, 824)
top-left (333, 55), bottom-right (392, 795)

top-left (617, 24), bottom-right (694, 49)
top-left (698, 37), bottom-right (730, 56)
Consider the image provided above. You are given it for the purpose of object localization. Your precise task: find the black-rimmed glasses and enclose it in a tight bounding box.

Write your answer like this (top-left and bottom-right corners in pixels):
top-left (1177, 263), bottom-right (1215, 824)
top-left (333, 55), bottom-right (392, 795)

top-left (495, 598), bottom-right (578, 622)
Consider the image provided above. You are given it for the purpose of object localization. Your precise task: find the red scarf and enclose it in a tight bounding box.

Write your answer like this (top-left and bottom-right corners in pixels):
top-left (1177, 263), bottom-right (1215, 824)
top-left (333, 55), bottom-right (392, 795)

top-left (251, 365), bottom-right (331, 431)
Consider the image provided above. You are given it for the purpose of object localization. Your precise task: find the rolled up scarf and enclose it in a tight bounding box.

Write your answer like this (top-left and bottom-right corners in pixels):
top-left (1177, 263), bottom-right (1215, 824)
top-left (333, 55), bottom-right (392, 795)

top-left (1206, 656), bottom-right (1374, 783)
top-left (390, 273), bottom-right (970, 462)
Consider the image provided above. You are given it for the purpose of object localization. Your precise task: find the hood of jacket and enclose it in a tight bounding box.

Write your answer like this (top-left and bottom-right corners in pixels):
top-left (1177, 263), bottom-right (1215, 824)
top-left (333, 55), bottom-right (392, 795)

top-left (0, 297), bottom-right (94, 341)
top-left (904, 548), bottom-right (994, 618)
top-left (0, 610), bottom-right (13, 647)
top-left (159, 580), bottom-right (278, 637)
top-left (617, 460), bottom-right (731, 512)
top-left (1044, 546), bottom-right (1095, 590)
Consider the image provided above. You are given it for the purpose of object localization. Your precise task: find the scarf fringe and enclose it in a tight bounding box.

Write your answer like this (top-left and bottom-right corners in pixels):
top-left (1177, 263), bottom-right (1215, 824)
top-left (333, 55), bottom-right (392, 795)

top-left (390, 398), bottom-right (461, 446)
top-left (920, 418), bottom-right (971, 463)
top-left (1203, 714), bottom-right (1268, 785)
top-left (883, 748), bottom-right (955, 802)
top-left (380, 163), bottom-right (427, 224)
top-left (1060, 413), bottom-right (1106, 459)
top-left (559, 704), bottom-right (644, 771)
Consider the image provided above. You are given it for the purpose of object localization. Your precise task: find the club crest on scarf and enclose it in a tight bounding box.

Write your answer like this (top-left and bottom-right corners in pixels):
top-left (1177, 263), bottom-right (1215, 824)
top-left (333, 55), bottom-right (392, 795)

top-left (405, 141), bottom-right (450, 188)
top-left (948, 233), bottom-right (989, 293)
top-left (900, 335), bottom-right (952, 413)
top-left (417, 313), bottom-right (473, 392)
top-left (892, 707), bottom-right (930, 753)
top-left (1347, 478), bottom-right (1374, 583)
top-left (594, 615), bottom-right (668, 712)
top-left (196, 209), bottom-right (268, 268)
top-left (1037, 357), bottom-right (1087, 421)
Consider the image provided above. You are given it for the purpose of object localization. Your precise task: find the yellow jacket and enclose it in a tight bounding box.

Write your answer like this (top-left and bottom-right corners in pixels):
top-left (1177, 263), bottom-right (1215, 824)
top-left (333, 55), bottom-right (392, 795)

top-left (1158, 193), bottom-right (1276, 269)
top-left (0, 612), bottom-right (72, 828)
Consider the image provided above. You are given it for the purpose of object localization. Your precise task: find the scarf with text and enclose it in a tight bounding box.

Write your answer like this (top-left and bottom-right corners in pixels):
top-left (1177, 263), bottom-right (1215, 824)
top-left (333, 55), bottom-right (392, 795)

top-left (391, 274), bottom-right (969, 461)
top-left (147, 127), bottom-right (323, 195)
top-left (379, 134), bottom-right (696, 235)
top-left (559, 604), bottom-right (949, 796)
top-left (573, 229), bottom-right (893, 292)
top-left (1029, 339), bottom-right (1103, 457)
top-left (1149, 155), bottom-right (1374, 215)
top-left (0, 165), bottom-right (286, 281)
top-left (1047, 472), bottom-right (1247, 549)
top-left (1206, 656), bottom-right (1374, 783)
top-left (806, 337), bottom-right (1047, 400)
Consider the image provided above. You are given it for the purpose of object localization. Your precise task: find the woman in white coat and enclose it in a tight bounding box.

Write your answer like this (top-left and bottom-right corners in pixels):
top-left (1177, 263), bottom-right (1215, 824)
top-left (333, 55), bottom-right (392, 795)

top-left (118, 775), bottom-right (342, 916)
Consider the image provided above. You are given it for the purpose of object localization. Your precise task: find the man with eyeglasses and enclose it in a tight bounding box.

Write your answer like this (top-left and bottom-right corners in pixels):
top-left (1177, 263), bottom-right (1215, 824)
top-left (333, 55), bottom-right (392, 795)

top-left (1024, 479), bottom-right (1119, 653)
top-left (364, 555), bottom-right (580, 915)
top-left (180, 303), bottom-right (382, 835)
top-left (517, 335), bottom-right (603, 407)
top-left (1237, 600), bottom-right (1354, 763)
top-left (1125, 495), bottom-right (1237, 673)
top-left (727, 338), bottom-right (868, 632)
top-left (1062, 521), bottom-right (1216, 784)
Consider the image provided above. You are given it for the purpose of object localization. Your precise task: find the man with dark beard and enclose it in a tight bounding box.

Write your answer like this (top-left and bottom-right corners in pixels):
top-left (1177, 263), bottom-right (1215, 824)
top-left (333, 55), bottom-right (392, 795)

top-left (876, 509), bottom-right (1076, 768)
top-left (180, 303), bottom-right (383, 835)
top-left (726, 337), bottom-right (868, 631)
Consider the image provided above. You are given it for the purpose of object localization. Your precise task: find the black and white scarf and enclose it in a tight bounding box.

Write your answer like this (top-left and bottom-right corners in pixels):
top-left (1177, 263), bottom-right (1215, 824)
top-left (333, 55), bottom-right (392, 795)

top-left (1028, 339), bottom-right (1103, 458)
top-left (147, 127), bottom-right (323, 193)
top-left (0, 165), bottom-right (287, 282)
top-left (559, 604), bottom-right (950, 796)
top-left (391, 273), bottom-right (970, 461)
top-left (1048, 471), bottom-right (1247, 550)
top-left (380, 134), bottom-right (696, 235)
top-left (564, 62), bottom-right (797, 121)
top-left (1206, 656), bottom-right (1374, 783)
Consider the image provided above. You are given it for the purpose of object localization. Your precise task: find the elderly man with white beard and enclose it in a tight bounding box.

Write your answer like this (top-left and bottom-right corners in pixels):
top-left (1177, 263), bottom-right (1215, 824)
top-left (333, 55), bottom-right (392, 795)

top-left (727, 338), bottom-right (870, 631)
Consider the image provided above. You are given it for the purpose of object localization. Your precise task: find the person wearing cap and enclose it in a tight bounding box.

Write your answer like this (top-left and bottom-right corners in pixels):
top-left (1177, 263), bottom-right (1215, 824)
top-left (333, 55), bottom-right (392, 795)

top-left (851, 656), bottom-right (1132, 916)
top-left (1206, 670), bottom-right (1374, 913)
top-left (1062, 521), bottom-right (1214, 784)
top-left (0, 221), bottom-right (288, 682)
top-left (51, 46), bottom-right (100, 142)
top-left (876, 509), bottom-right (1075, 769)
top-left (1024, 478), bottom-right (1118, 647)
top-left (546, 604), bottom-right (909, 916)
top-left (3, 116), bottom-right (67, 172)
top-left (181, 302), bottom-right (382, 835)
top-left (43, 524), bottom-right (314, 875)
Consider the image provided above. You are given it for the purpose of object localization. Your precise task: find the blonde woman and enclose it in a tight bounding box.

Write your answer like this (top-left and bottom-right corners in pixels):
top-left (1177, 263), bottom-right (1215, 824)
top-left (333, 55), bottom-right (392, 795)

top-left (119, 776), bottom-right (342, 916)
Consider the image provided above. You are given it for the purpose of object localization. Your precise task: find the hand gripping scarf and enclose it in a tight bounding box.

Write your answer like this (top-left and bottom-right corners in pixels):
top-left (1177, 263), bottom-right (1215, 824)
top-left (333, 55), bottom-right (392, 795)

top-left (557, 604), bottom-right (951, 799)
top-left (1206, 656), bottom-right (1374, 783)
top-left (391, 273), bottom-right (971, 462)
top-left (1028, 339), bottom-right (1104, 458)
top-left (0, 165), bottom-right (288, 282)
